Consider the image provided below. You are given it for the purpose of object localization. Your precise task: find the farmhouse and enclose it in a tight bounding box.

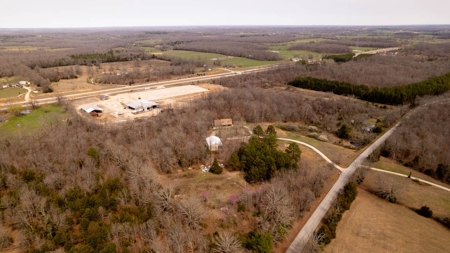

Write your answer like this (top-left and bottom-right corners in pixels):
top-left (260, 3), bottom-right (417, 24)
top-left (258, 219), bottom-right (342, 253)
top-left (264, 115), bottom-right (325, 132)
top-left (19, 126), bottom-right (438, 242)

top-left (80, 104), bottom-right (103, 114)
top-left (124, 100), bottom-right (159, 110)
top-left (206, 136), bottom-right (222, 151)
top-left (213, 118), bottom-right (233, 128)
top-left (19, 81), bottom-right (31, 86)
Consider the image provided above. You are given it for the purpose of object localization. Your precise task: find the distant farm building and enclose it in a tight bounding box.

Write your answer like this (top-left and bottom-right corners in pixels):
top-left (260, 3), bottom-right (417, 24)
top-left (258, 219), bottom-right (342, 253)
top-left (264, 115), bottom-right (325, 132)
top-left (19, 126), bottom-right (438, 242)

top-left (213, 118), bottom-right (233, 128)
top-left (18, 81), bottom-right (31, 86)
top-left (80, 104), bottom-right (103, 114)
top-left (125, 100), bottom-right (159, 111)
top-left (206, 136), bottom-right (222, 151)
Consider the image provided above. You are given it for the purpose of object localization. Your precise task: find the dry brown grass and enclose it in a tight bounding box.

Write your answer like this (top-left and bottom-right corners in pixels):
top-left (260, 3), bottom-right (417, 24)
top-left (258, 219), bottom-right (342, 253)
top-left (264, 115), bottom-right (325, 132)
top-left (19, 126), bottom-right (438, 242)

top-left (49, 75), bottom-right (111, 93)
top-left (362, 170), bottom-right (450, 217)
top-left (374, 157), bottom-right (450, 189)
top-left (274, 125), bottom-right (358, 167)
top-left (324, 188), bottom-right (450, 253)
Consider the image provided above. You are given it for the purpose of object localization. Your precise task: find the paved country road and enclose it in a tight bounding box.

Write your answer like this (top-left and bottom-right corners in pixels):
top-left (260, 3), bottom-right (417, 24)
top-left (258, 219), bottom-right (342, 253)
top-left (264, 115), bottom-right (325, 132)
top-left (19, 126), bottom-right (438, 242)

top-left (285, 97), bottom-right (450, 252)
top-left (285, 122), bottom-right (400, 253)
top-left (0, 65), bottom-right (282, 110)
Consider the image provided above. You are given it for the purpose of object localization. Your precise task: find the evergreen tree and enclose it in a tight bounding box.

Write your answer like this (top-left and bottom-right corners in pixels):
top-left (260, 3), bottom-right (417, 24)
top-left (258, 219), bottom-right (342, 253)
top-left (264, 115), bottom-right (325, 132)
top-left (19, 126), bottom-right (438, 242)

top-left (253, 125), bottom-right (264, 136)
top-left (209, 158), bottom-right (223, 174)
top-left (337, 124), bottom-right (351, 139)
top-left (265, 125), bottom-right (277, 136)
top-left (227, 151), bottom-right (241, 171)
top-left (285, 142), bottom-right (302, 167)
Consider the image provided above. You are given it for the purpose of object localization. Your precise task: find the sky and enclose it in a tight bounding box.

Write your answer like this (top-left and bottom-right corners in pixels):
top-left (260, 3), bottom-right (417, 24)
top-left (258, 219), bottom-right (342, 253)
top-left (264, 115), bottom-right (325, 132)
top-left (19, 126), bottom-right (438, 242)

top-left (1, 0), bottom-right (449, 28)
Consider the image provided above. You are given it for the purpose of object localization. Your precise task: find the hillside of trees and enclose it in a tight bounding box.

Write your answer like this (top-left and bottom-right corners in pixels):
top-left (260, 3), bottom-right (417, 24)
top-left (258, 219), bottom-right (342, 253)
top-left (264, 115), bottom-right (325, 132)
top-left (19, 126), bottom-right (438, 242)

top-left (288, 73), bottom-right (450, 105)
top-left (379, 96), bottom-right (450, 183)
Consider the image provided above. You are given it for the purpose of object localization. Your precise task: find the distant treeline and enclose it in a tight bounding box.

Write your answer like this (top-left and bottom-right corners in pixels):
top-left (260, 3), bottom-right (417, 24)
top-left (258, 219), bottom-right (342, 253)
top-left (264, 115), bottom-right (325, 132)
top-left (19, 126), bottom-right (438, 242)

top-left (288, 73), bottom-right (450, 105)
top-left (322, 53), bottom-right (374, 63)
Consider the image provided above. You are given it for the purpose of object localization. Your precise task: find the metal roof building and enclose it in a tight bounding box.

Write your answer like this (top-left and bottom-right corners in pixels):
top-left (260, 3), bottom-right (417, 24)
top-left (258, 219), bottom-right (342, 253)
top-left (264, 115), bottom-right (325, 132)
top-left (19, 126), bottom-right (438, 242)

top-left (125, 100), bottom-right (159, 110)
top-left (80, 104), bottom-right (103, 113)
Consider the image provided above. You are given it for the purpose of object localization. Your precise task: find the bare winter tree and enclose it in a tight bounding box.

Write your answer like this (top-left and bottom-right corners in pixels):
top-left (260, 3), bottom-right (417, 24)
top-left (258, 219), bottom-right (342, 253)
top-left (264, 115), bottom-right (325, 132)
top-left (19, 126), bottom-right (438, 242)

top-left (259, 185), bottom-right (295, 241)
top-left (374, 174), bottom-right (406, 203)
top-left (212, 232), bottom-right (245, 253)
top-left (177, 197), bottom-right (205, 230)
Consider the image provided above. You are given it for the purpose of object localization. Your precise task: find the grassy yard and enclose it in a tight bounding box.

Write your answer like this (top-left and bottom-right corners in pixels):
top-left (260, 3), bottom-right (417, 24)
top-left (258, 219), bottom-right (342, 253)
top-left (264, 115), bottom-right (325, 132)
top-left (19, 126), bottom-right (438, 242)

top-left (0, 104), bottom-right (65, 133)
top-left (324, 188), bottom-right (450, 253)
top-left (0, 87), bottom-right (27, 99)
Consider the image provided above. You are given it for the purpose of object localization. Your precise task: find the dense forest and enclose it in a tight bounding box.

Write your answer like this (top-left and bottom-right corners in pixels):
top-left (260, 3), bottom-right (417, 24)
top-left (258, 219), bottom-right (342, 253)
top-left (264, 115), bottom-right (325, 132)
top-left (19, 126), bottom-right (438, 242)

top-left (287, 73), bottom-right (450, 105)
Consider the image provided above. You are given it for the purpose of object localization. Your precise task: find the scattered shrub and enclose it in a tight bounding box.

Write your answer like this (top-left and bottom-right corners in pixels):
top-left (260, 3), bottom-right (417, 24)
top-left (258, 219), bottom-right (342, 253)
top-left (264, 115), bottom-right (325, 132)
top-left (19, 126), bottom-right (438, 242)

top-left (416, 206), bottom-right (433, 218)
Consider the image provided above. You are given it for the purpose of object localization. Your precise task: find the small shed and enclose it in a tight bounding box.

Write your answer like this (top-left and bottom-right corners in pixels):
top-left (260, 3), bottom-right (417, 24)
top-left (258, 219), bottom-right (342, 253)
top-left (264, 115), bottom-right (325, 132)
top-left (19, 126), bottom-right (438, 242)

top-left (206, 136), bottom-right (222, 151)
top-left (213, 118), bottom-right (233, 128)
top-left (80, 104), bottom-right (103, 114)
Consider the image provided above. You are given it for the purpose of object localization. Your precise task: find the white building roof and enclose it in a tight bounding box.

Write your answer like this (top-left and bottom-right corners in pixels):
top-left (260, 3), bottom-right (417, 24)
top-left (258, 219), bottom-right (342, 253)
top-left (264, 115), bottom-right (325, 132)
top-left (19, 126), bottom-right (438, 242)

top-left (125, 100), bottom-right (158, 110)
top-left (206, 136), bottom-right (222, 148)
top-left (80, 104), bottom-right (103, 113)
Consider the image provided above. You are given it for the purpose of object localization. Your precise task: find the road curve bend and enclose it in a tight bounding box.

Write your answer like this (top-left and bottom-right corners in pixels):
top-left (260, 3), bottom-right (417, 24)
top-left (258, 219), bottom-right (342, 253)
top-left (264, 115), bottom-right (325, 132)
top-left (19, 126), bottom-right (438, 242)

top-left (277, 138), bottom-right (344, 172)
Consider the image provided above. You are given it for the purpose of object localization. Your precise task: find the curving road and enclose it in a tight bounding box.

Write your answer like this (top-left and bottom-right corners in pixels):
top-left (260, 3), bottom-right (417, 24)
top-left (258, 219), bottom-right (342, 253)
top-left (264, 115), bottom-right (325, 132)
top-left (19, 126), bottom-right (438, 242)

top-left (285, 122), bottom-right (401, 252)
top-left (277, 137), bottom-right (344, 172)
top-left (284, 97), bottom-right (450, 252)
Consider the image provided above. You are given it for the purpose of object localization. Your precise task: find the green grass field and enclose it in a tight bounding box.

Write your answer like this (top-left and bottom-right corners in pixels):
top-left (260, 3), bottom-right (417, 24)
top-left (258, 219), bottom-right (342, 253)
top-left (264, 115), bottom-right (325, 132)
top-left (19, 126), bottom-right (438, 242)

top-left (269, 41), bottom-right (323, 60)
top-left (157, 49), bottom-right (280, 68)
top-left (0, 87), bottom-right (27, 99)
top-left (0, 104), bottom-right (65, 133)
top-left (136, 39), bottom-right (161, 44)
top-left (221, 57), bottom-right (277, 68)
top-left (350, 46), bottom-right (377, 52)
top-left (161, 50), bottom-right (224, 60)
top-left (143, 47), bottom-right (160, 53)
